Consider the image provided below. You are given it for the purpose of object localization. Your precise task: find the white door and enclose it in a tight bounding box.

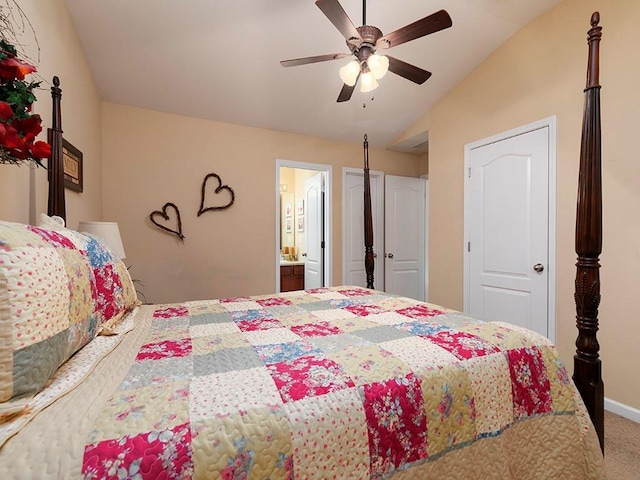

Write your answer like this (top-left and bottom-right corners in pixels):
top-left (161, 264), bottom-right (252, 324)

top-left (343, 168), bottom-right (384, 290)
top-left (384, 175), bottom-right (426, 301)
top-left (304, 173), bottom-right (324, 289)
top-left (465, 126), bottom-right (551, 337)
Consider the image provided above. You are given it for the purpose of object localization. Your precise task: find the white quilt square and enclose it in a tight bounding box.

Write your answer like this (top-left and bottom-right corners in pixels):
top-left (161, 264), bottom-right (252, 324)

top-left (189, 322), bottom-right (240, 338)
top-left (465, 352), bottom-right (514, 435)
top-left (243, 327), bottom-right (302, 346)
top-left (379, 336), bottom-right (459, 372)
top-left (189, 367), bottom-right (282, 419)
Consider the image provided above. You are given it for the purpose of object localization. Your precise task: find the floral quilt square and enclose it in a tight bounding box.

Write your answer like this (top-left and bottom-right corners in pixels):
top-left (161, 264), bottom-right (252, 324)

top-left (267, 355), bottom-right (355, 403)
top-left (290, 321), bottom-right (343, 338)
top-left (420, 363), bottom-right (476, 456)
top-left (426, 330), bottom-right (500, 360)
top-left (285, 388), bottom-right (369, 479)
top-left (153, 306), bottom-right (188, 319)
top-left (336, 287), bottom-right (372, 297)
top-left (396, 304), bottom-right (446, 319)
top-left (256, 296), bottom-right (293, 307)
top-left (344, 303), bottom-right (385, 317)
top-left (379, 336), bottom-right (459, 373)
top-left (136, 338), bottom-right (192, 362)
top-left (328, 344), bottom-right (410, 386)
top-left (360, 373), bottom-right (427, 476)
top-left (189, 367), bottom-right (282, 419)
top-left (83, 422), bottom-right (192, 480)
top-left (191, 407), bottom-right (293, 480)
top-left (254, 341), bottom-right (323, 364)
top-left (465, 352), bottom-right (514, 436)
top-left (507, 347), bottom-right (553, 419)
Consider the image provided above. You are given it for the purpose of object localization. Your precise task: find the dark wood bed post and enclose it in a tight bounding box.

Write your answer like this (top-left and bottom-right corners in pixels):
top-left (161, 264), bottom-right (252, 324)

top-left (573, 12), bottom-right (604, 452)
top-left (363, 134), bottom-right (375, 289)
top-left (47, 76), bottom-right (65, 221)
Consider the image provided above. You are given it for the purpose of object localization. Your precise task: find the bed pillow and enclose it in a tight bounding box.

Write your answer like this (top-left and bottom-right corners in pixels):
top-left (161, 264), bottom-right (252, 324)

top-left (0, 220), bottom-right (138, 403)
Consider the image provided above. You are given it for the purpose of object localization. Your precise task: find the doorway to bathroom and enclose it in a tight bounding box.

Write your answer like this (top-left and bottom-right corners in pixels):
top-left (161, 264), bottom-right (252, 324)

top-left (275, 159), bottom-right (332, 293)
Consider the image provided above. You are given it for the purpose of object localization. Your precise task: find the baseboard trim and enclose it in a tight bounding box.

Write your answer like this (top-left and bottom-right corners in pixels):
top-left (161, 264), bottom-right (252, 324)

top-left (605, 397), bottom-right (640, 424)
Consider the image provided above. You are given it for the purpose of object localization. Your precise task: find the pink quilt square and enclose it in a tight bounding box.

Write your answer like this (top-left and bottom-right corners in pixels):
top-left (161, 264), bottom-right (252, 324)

top-left (427, 330), bottom-right (500, 360)
top-left (290, 321), bottom-right (342, 338)
top-left (396, 304), bottom-right (445, 319)
top-left (83, 423), bottom-right (192, 479)
top-left (256, 296), bottom-right (293, 307)
top-left (344, 304), bottom-right (384, 317)
top-left (507, 347), bottom-right (553, 419)
top-left (137, 338), bottom-right (192, 361)
top-left (153, 306), bottom-right (188, 319)
top-left (361, 373), bottom-right (428, 475)
top-left (267, 355), bottom-right (355, 402)
top-left (93, 264), bottom-right (124, 321)
top-left (337, 287), bottom-right (372, 297)
top-left (28, 226), bottom-right (76, 249)
top-left (236, 317), bottom-right (283, 332)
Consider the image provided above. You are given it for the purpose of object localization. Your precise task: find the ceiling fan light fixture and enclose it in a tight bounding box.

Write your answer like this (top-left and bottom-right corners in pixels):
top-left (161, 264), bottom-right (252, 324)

top-left (368, 53), bottom-right (389, 79)
top-left (339, 60), bottom-right (360, 86)
top-left (360, 71), bottom-right (379, 93)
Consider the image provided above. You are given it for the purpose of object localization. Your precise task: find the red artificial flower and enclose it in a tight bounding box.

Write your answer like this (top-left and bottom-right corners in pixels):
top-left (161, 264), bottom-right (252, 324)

top-left (0, 101), bottom-right (12, 120)
top-left (1, 124), bottom-right (22, 148)
top-left (0, 55), bottom-right (37, 82)
top-left (12, 114), bottom-right (42, 137)
top-left (29, 140), bottom-right (51, 159)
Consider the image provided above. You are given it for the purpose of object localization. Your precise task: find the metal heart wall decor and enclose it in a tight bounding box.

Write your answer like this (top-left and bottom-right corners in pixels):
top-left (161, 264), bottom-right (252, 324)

top-left (149, 202), bottom-right (185, 240)
top-left (198, 173), bottom-right (235, 216)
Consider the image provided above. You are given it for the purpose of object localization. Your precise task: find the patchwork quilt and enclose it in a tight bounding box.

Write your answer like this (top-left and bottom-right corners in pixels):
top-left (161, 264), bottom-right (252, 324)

top-left (75, 287), bottom-right (603, 479)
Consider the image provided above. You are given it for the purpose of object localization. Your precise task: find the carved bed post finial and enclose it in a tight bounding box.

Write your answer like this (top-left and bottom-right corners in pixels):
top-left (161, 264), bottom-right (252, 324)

top-left (363, 133), bottom-right (375, 289)
top-left (574, 12), bottom-right (604, 452)
top-left (47, 75), bottom-right (65, 221)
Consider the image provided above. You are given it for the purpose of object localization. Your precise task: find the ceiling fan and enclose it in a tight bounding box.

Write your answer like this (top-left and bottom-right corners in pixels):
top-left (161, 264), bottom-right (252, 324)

top-left (280, 0), bottom-right (453, 102)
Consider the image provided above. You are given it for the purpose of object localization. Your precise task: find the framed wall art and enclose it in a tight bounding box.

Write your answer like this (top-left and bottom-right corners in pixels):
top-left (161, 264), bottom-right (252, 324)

top-left (48, 129), bottom-right (83, 192)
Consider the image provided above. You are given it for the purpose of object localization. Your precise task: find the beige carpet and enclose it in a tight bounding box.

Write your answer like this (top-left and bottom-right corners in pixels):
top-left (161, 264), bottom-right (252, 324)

top-left (604, 411), bottom-right (640, 479)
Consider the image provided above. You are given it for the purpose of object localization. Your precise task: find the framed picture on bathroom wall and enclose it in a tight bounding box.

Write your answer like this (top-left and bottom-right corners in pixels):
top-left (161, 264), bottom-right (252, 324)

top-left (285, 204), bottom-right (292, 217)
top-left (297, 216), bottom-right (304, 232)
top-left (285, 217), bottom-right (292, 233)
top-left (296, 200), bottom-right (304, 216)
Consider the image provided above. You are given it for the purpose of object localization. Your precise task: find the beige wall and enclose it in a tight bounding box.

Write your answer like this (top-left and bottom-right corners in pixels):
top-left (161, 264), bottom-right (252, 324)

top-left (0, 0), bottom-right (102, 227)
top-left (101, 103), bottom-right (419, 303)
top-left (411, 0), bottom-right (639, 409)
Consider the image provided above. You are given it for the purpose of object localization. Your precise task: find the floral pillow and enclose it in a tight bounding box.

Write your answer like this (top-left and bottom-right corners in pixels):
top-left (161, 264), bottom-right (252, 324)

top-left (0, 220), bottom-right (138, 403)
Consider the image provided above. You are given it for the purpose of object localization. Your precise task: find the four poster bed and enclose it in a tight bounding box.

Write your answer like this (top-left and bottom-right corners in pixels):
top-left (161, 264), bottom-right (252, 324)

top-left (0, 13), bottom-right (605, 479)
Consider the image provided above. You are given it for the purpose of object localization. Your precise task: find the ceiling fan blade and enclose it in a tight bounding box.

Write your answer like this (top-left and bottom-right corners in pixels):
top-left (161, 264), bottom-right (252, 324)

top-left (337, 80), bottom-right (357, 102)
top-left (316, 0), bottom-right (362, 42)
top-left (376, 9), bottom-right (452, 49)
top-left (387, 56), bottom-right (432, 84)
top-left (280, 53), bottom-right (350, 67)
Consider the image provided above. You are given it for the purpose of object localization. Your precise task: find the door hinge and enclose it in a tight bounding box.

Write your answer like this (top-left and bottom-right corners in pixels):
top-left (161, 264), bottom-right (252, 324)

top-left (468, 241), bottom-right (471, 252)
top-left (468, 167), bottom-right (471, 178)
top-left (321, 241), bottom-right (325, 249)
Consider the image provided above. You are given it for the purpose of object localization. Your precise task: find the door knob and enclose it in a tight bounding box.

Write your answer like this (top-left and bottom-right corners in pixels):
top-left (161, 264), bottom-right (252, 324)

top-left (533, 263), bottom-right (544, 273)
top-left (387, 253), bottom-right (394, 259)
top-left (302, 253), bottom-right (307, 257)
top-left (373, 253), bottom-right (377, 258)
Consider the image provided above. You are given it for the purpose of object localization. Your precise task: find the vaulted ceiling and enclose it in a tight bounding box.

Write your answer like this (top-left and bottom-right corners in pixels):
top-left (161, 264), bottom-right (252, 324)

top-left (64, 0), bottom-right (561, 151)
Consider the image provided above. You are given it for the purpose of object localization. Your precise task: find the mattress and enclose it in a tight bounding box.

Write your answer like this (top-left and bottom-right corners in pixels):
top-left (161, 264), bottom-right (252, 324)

top-left (0, 287), bottom-right (605, 479)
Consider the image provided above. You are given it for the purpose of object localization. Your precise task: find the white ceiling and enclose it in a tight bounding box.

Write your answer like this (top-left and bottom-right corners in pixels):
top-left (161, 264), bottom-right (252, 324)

top-left (63, 0), bottom-right (561, 151)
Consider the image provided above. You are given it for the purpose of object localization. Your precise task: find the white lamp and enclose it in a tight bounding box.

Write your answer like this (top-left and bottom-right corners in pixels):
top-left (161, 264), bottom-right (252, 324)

top-left (77, 221), bottom-right (126, 259)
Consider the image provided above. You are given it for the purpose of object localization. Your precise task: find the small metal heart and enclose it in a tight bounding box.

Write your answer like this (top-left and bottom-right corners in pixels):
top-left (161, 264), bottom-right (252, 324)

top-left (149, 202), bottom-right (185, 240)
top-left (198, 173), bottom-right (235, 216)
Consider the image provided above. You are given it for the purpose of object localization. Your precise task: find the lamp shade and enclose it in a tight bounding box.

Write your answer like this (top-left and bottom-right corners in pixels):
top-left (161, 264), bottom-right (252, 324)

top-left (360, 71), bottom-right (379, 93)
top-left (339, 60), bottom-right (360, 86)
top-left (367, 54), bottom-right (389, 79)
top-left (77, 221), bottom-right (126, 259)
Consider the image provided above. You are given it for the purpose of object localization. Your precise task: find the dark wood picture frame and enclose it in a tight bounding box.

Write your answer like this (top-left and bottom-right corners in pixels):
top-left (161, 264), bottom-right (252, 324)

top-left (47, 129), bottom-right (83, 193)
